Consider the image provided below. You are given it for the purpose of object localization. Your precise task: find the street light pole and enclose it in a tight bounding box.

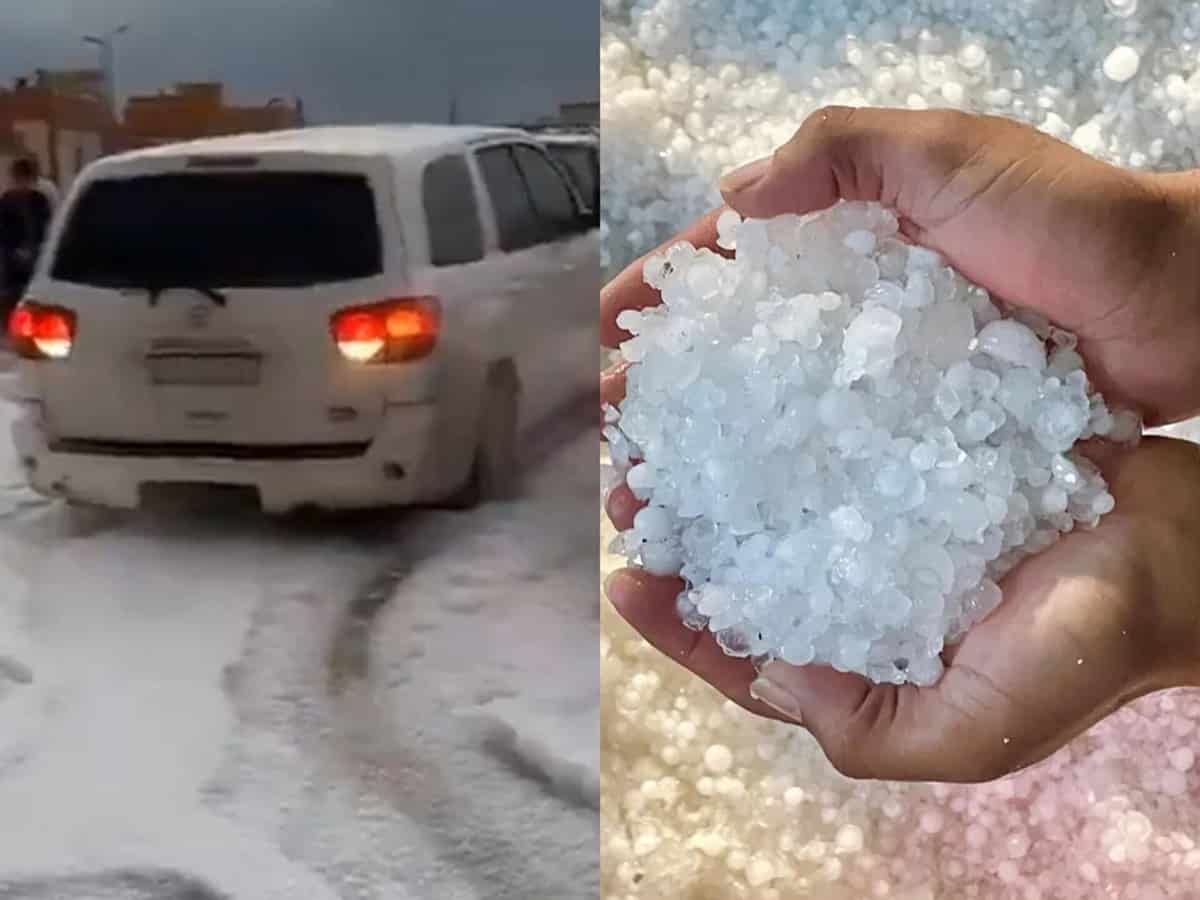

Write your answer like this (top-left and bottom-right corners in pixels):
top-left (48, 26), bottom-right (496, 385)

top-left (82, 24), bottom-right (129, 118)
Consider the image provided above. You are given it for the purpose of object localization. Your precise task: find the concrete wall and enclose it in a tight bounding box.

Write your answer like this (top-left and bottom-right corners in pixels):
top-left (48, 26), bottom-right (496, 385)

top-left (54, 128), bottom-right (103, 189)
top-left (3, 121), bottom-right (102, 189)
top-left (10, 120), bottom-right (50, 176)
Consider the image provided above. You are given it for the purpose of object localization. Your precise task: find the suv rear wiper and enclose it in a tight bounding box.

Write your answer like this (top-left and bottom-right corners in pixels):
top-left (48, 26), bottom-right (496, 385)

top-left (145, 285), bottom-right (229, 308)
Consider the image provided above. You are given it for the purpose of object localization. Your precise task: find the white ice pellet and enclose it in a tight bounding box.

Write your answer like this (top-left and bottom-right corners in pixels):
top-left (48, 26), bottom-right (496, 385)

top-left (976, 320), bottom-right (1047, 370)
top-left (633, 505), bottom-right (674, 541)
top-left (625, 462), bottom-right (657, 498)
top-left (641, 540), bottom-right (683, 576)
top-left (836, 823), bottom-right (865, 852)
top-left (942, 81), bottom-right (966, 105)
top-left (844, 229), bottom-right (878, 255)
top-left (716, 209), bottom-right (741, 250)
top-left (704, 744), bottom-right (734, 773)
top-left (957, 42), bottom-right (987, 70)
top-left (612, 204), bottom-right (1117, 686)
top-left (1169, 747), bottom-right (1195, 772)
top-left (1106, 409), bottom-right (1143, 444)
top-left (1102, 45), bottom-right (1141, 83)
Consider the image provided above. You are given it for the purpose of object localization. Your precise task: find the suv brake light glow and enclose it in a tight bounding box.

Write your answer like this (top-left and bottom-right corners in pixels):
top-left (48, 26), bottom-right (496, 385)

top-left (331, 297), bottom-right (440, 363)
top-left (7, 302), bottom-right (77, 360)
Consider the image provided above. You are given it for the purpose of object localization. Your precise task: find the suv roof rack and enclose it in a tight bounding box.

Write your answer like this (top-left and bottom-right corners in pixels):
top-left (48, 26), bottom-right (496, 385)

top-left (503, 123), bottom-right (598, 135)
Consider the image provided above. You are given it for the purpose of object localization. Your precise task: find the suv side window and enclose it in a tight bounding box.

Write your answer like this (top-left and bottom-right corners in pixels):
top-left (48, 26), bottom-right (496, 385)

top-left (548, 145), bottom-right (598, 212)
top-left (476, 146), bottom-right (541, 253)
top-left (511, 145), bottom-right (579, 239)
top-left (422, 154), bottom-right (484, 266)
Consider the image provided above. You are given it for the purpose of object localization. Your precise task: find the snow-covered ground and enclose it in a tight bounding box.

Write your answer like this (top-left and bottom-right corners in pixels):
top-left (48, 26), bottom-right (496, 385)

top-left (0, 366), bottom-right (598, 899)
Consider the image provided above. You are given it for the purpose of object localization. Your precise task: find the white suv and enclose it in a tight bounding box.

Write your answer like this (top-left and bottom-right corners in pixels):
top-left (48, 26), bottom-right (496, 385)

top-left (8, 125), bottom-right (597, 512)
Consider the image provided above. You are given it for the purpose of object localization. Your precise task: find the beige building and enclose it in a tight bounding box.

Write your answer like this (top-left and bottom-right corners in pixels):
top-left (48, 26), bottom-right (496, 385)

top-left (0, 71), bottom-right (307, 192)
top-left (0, 70), bottom-right (112, 191)
top-left (123, 82), bottom-right (304, 144)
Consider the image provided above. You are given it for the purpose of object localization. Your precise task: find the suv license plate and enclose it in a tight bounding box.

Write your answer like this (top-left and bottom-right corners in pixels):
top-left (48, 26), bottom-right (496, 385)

top-left (148, 355), bottom-right (261, 386)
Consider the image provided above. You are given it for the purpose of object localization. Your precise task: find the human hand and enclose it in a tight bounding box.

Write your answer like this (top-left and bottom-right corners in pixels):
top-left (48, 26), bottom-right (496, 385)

top-left (603, 106), bottom-right (1200, 427)
top-left (605, 437), bottom-right (1200, 782)
top-left (599, 106), bottom-right (1200, 781)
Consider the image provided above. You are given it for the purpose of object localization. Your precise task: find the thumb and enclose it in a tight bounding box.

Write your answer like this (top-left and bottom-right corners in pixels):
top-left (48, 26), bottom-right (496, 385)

top-left (719, 105), bottom-right (976, 225)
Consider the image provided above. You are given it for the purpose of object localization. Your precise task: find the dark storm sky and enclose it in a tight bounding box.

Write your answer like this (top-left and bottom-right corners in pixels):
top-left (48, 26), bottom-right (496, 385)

top-left (0, 0), bottom-right (598, 124)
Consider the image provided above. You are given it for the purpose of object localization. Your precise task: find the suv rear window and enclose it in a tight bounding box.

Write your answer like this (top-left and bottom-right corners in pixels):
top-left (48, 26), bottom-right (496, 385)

top-left (52, 172), bottom-right (383, 288)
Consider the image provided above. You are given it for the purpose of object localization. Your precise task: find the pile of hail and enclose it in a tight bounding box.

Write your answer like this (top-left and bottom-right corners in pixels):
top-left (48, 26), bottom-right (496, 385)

top-left (605, 202), bottom-right (1138, 686)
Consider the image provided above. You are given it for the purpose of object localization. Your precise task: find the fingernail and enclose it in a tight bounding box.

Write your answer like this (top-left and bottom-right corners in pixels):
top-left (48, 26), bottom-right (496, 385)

top-left (750, 676), bottom-right (805, 725)
top-left (719, 157), bottom-right (770, 195)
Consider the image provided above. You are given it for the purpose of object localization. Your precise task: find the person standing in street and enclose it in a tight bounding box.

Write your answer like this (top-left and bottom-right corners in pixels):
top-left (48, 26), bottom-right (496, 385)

top-left (36, 173), bottom-right (59, 211)
top-left (0, 157), bottom-right (53, 318)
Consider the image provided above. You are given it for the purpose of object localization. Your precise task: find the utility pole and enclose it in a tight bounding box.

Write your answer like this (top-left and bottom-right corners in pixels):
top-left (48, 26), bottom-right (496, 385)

top-left (446, 38), bottom-right (460, 124)
top-left (442, 5), bottom-right (461, 125)
top-left (83, 24), bottom-right (130, 119)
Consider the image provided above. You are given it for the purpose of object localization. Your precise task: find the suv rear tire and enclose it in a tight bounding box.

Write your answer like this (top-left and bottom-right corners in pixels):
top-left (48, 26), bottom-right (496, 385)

top-left (59, 499), bottom-right (123, 536)
top-left (442, 364), bottom-right (520, 510)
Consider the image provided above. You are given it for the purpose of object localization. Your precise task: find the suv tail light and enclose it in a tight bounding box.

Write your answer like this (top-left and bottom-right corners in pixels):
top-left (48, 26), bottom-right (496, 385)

top-left (8, 302), bottom-right (77, 361)
top-left (331, 297), bottom-right (440, 364)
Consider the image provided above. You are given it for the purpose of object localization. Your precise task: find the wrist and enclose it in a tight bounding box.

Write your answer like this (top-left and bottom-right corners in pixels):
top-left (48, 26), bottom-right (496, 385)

top-left (1141, 169), bottom-right (1200, 279)
top-left (1140, 519), bottom-right (1200, 688)
top-left (1127, 440), bottom-right (1200, 688)
top-left (1142, 165), bottom-right (1200, 224)
top-left (1124, 168), bottom-right (1200, 425)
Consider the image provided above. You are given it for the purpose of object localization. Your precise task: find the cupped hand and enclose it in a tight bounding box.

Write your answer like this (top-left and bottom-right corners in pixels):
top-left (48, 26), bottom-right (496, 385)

top-left (602, 106), bottom-right (1200, 426)
top-left (599, 106), bottom-right (1200, 781)
top-left (606, 437), bottom-right (1200, 783)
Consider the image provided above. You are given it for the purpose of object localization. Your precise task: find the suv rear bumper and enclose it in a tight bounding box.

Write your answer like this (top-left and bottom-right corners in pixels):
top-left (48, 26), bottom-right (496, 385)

top-left (12, 403), bottom-right (440, 513)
